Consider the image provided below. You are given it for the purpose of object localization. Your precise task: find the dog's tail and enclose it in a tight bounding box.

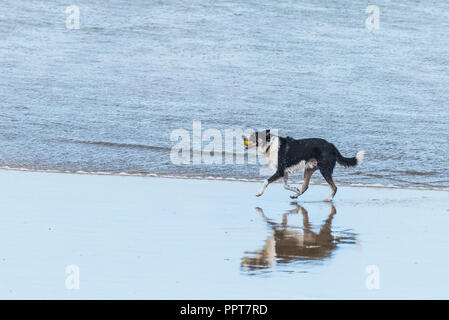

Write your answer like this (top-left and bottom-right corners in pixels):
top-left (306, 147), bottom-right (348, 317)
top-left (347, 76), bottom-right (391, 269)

top-left (332, 144), bottom-right (365, 168)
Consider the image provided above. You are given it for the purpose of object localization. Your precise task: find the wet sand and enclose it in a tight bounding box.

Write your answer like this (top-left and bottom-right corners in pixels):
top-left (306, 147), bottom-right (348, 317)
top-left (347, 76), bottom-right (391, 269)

top-left (0, 169), bottom-right (448, 299)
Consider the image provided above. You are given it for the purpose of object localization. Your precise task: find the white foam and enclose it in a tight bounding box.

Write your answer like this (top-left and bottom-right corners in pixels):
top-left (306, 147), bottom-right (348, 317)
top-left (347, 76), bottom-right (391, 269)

top-left (0, 166), bottom-right (448, 192)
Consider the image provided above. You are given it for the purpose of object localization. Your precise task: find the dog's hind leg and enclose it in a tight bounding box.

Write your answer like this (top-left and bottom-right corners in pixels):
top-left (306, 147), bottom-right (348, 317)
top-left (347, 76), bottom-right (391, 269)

top-left (289, 167), bottom-right (317, 199)
top-left (302, 167), bottom-right (317, 194)
top-left (317, 156), bottom-right (337, 201)
top-left (282, 174), bottom-right (301, 196)
top-left (321, 173), bottom-right (337, 201)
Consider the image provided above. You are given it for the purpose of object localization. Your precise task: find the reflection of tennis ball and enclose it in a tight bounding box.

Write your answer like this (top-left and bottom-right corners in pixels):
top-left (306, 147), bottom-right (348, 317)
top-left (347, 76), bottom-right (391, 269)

top-left (244, 140), bottom-right (250, 146)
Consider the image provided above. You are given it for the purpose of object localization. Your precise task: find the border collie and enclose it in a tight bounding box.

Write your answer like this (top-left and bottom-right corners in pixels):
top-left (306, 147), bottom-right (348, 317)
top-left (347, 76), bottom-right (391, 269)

top-left (243, 130), bottom-right (364, 201)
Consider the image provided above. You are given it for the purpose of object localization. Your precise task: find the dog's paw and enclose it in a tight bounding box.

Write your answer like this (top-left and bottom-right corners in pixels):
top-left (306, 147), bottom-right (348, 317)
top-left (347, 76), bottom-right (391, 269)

top-left (290, 193), bottom-right (300, 199)
top-left (255, 193), bottom-right (263, 197)
top-left (324, 197), bottom-right (333, 202)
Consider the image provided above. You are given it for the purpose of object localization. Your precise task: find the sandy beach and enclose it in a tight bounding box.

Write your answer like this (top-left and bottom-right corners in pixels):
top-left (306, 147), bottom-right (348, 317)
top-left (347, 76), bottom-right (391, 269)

top-left (0, 169), bottom-right (448, 299)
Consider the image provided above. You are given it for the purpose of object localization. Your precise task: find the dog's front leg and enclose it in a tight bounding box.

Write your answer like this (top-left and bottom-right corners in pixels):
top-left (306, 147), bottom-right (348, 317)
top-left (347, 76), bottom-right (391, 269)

top-left (255, 180), bottom-right (268, 197)
top-left (256, 170), bottom-right (284, 197)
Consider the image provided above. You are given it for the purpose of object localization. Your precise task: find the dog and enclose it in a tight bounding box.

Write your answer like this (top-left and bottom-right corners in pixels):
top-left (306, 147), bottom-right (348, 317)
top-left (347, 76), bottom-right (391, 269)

top-left (242, 130), bottom-right (364, 201)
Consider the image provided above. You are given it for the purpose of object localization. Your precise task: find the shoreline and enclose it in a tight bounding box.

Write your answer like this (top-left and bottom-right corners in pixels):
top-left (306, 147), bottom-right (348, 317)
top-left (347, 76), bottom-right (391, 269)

top-left (1, 167), bottom-right (448, 192)
top-left (1, 169), bottom-right (449, 298)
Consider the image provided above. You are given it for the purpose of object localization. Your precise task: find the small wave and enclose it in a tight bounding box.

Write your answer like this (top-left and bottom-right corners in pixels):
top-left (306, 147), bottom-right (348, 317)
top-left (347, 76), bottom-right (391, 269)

top-left (69, 140), bottom-right (170, 152)
top-left (64, 139), bottom-right (248, 158)
top-left (401, 170), bottom-right (438, 176)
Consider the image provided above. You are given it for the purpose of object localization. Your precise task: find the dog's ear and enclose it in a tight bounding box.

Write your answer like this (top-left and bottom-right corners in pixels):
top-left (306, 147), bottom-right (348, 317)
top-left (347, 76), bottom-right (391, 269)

top-left (266, 129), bottom-right (270, 142)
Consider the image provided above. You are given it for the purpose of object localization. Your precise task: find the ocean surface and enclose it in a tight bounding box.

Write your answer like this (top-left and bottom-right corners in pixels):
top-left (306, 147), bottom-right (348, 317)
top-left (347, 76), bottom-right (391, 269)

top-left (1, 0), bottom-right (449, 188)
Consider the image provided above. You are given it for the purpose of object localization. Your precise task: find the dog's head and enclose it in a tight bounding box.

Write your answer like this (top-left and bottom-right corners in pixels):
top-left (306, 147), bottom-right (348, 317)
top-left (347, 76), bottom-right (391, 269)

top-left (242, 129), bottom-right (271, 152)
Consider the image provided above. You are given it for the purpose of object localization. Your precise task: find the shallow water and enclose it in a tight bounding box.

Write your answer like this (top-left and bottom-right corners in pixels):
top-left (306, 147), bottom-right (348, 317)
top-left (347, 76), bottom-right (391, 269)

top-left (1, 1), bottom-right (449, 188)
top-left (1, 170), bottom-right (448, 299)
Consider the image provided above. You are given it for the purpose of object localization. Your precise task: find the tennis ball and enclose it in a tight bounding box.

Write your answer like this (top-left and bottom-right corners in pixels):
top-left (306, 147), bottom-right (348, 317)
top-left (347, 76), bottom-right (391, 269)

top-left (244, 140), bottom-right (250, 146)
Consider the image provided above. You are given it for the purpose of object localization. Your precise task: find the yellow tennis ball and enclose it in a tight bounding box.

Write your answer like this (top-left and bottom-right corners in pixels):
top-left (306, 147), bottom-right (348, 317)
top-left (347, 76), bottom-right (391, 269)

top-left (244, 140), bottom-right (250, 146)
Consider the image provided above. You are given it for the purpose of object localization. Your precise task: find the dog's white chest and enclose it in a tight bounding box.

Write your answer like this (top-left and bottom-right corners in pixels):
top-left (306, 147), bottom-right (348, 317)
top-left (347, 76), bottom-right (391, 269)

top-left (264, 137), bottom-right (279, 170)
top-left (285, 161), bottom-right (307, 174)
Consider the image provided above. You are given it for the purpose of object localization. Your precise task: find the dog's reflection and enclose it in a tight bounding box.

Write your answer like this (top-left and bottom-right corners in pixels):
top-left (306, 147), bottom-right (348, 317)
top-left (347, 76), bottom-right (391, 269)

top-left (241, 203), bottom-right (357, 273)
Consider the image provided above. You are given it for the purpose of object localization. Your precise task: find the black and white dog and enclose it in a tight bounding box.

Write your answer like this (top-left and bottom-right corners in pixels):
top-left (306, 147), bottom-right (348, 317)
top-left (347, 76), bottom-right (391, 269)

top-left (243, 130), bottom-right (364, 201)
